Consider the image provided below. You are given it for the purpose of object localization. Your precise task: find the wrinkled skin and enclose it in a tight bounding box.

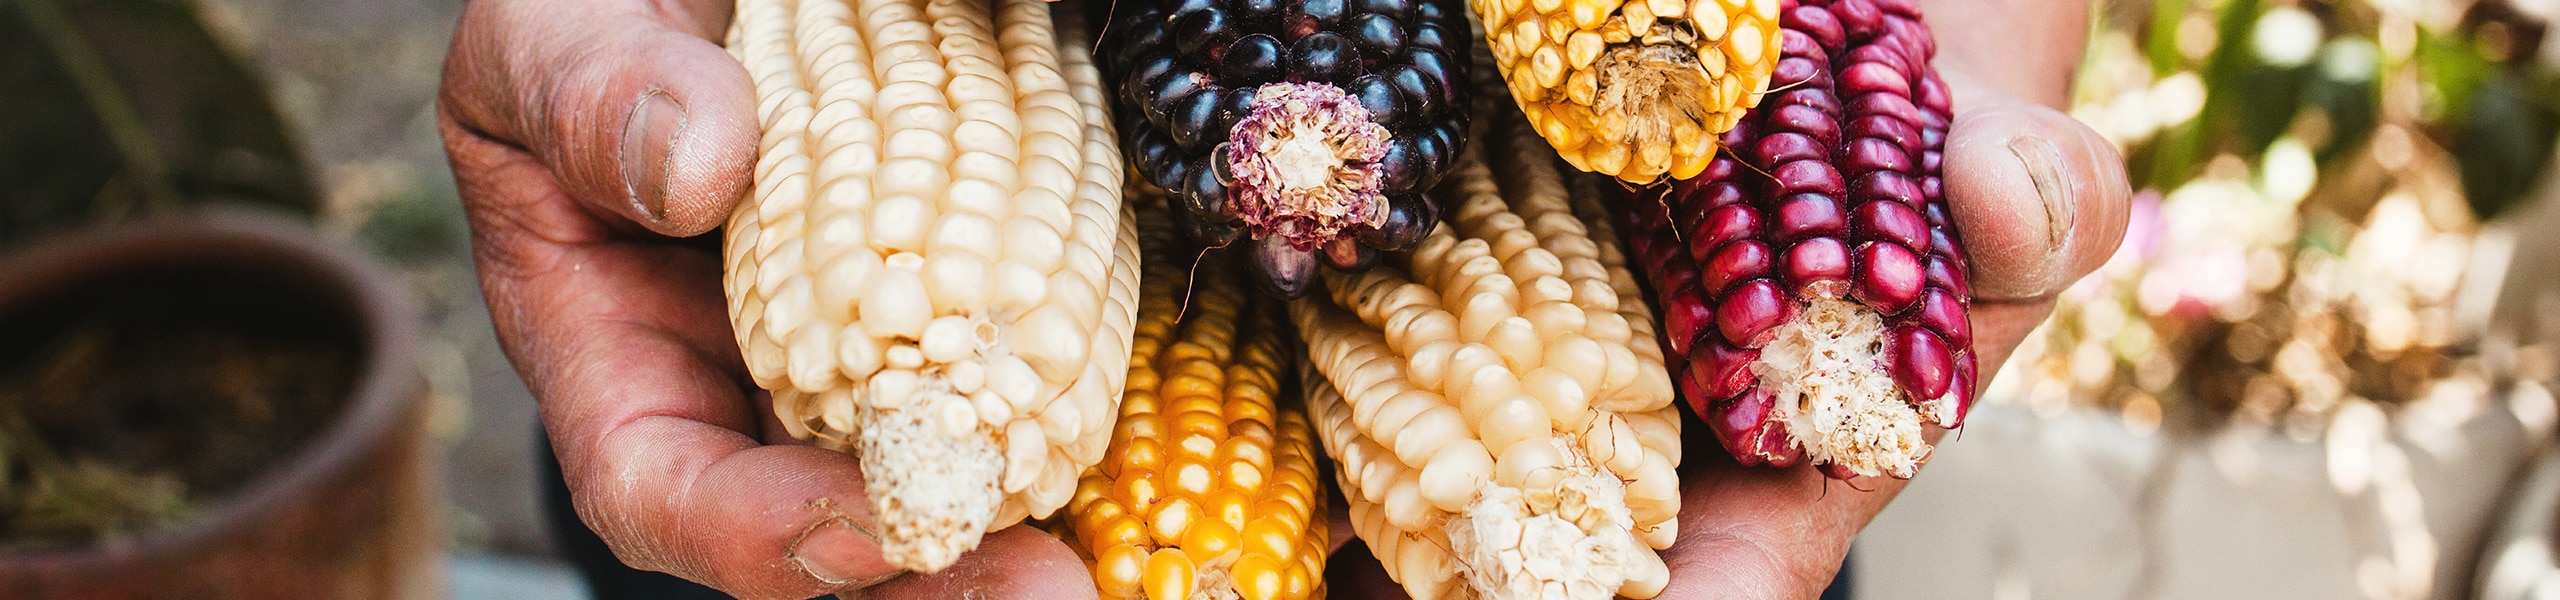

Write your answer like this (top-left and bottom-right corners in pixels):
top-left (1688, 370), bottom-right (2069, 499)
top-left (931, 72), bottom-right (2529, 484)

top-left (436, 0), bottom-right (2122, 597)
top-left (437, 1), bottom-right (1095, 598)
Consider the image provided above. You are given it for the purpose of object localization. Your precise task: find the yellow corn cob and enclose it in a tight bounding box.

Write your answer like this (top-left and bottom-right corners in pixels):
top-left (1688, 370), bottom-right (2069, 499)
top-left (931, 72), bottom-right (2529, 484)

top-left (1475, 0), bottom-right (1782, 182)
top-left (1293, 78), bottom-right (1684, 599)
top-left (1057, 187), bottom-right (1330, 600)
top-left (722, 0), bottom-right (1141, 572)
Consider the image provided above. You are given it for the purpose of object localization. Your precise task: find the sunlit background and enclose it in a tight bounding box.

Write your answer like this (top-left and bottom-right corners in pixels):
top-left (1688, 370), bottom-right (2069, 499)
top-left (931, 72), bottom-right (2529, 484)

top-left (9, 0), bottom-right (2560, 598)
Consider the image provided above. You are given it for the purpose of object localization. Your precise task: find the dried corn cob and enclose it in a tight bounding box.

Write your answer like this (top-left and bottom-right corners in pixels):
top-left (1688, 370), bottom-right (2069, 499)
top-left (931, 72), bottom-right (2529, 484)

top-left (1295, 83), bottom-right (1683, 599)
top-left (722, 0), bottom-right (1141, 571)
top-left (1473, 0), bottom-right (1782, 183)
top-left (1616, 0), bottom-right (1965, 480)
top-left (1058, 190), bottom-right (1330, 600)
top-left (1100, 0), bottom-right (1474, 295)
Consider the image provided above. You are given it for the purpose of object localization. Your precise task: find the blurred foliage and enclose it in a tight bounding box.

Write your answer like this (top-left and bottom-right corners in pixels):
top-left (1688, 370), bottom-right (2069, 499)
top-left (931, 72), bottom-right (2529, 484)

top-left (0, 0), bottom-right (316, 243)
top-left (2087, 0), bottom-right (2560, 219)
top-left (2009, 0), bottom-right (2553, 430)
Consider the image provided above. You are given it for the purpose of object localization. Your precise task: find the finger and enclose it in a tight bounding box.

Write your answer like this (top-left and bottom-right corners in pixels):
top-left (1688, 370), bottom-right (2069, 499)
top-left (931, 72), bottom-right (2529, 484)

top-left (1921, 0), bottom-right (2091, 109)
top-left (516, 245), bottom-right (907, 598)
top-left (1658, 457), bottom-right (1910, 600)
top-left (445, 117), bottom-right (893, 598)
top-left (1940, 78), bottom-right (2131, 305)
top-left (1657, 418), bottom-right (1941, 600)
top-left (844, 527), bottom-right (1098, 599)
top-left (439, 0), bottom-right (756, 237)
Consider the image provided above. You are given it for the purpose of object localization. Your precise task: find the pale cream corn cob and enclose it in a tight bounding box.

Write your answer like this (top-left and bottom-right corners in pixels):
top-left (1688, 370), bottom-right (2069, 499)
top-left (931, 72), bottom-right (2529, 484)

top-left (1058, 192), bottom-right (1330, 600)
top-left (1292, 89), bottom-right (1685, 599)
top-left (1474, 0), bottom-right (1782, 183)
top-left (722, 0), bottom-right (1141, 572)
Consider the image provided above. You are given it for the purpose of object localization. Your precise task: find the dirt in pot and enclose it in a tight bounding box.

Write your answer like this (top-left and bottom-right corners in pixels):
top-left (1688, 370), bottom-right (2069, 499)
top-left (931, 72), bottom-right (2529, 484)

top-left (0, 288), bottom-right (356, 550)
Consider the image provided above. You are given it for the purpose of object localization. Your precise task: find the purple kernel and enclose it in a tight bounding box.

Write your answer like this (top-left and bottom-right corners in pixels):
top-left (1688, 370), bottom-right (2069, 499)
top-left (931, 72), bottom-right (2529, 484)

top-left (1925, 254), bottom-right (1969, 299)
top-left (1702, 240), bottom-right (1774, 295)
top-left (1844, 43), bottom-right (1914, 80)
top-left (1756, 132), bottom-right (1829, 166)
top-left (1771, 105), bottom-right (1841, 147)
top-left (1885, 324), bottom-right (1954, 401)
top-left (1784, 5), bottom-right (1846, 51)
top-left (1660, 286), bottom-right (1711, 356)
top-left (1912, 288), bottom-right (1972, 348)
top-left (1774, 194), bottom-right (1849, 243)
top-left (1773, 88), bottom-right (1841, 114)
top-left (1773, 56), bottom-right (1832, 91)
top-left (1849, 92), bottom-right (1926, 128)
top-left (1843, 138), bottom-right (1913, 176)
top-left (1919, 71), bottom-right (1954, 115)
top-left (1853, 242), bottom-right (1925, 314)
top-left (1694, 205), bottom-right (1763, 260)
top-left (1716, 279), bottom-right (1792, 348)
top-left (1849, 115), bottom-right (1922, 155)
top-left (1948, 351), bottom-right (1978, 425)
top-left (1784, 237), bottom-right (1851, 298)
top-left (1840, 62), bottom-right (1912, 97)
top-left (1852, 199), bottom-right (1930, 250)
top-left (1771, 161), bottom-right (1847, 197)
top-left (1832, 0), bottom-right (1885, 40)
top-left (1690, 340), bottom-right (1760, 402)
top-left (1851, 171), bottom-right (1923, 207)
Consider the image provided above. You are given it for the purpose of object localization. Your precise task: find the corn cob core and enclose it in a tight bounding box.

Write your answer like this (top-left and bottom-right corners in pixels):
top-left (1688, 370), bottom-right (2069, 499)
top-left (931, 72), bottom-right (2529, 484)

top-left (1294, 90), bottom-right (1683, 599)
top-left (1221, 83), bottom-right (1393, 250)
top-left (1474, 0), bottom-right (1782, 183)
top-left (1617, 0), bottom-right (1968, 480)
top-left (1101, 0), bottom-right (1475, 294)
top-left (723, 0), bottom-right (1141, 571)
top-left (1059, 197), bottom-right (1331, 600)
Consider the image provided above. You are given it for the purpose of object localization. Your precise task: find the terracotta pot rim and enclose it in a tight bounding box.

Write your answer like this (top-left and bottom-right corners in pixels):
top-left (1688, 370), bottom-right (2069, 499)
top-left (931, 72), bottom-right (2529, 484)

top-left (0, 207), bottom-right (423, 566)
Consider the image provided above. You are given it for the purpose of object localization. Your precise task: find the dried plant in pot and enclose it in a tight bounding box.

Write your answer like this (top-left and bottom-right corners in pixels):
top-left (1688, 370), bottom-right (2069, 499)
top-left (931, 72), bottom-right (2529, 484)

top-left (0, 209), bottom-right (438, 599)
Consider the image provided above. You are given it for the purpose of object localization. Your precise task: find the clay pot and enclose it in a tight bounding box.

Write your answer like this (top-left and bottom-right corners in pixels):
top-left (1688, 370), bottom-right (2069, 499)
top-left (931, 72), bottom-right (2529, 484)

top-left (0, 209), bottom-right (439, 599)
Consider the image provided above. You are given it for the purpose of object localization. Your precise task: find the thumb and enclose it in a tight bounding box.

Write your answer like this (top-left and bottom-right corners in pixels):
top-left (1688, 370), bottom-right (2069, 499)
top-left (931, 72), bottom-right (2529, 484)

top-left (842, 526), bottom-right (1100, 599)
top-left (438, 0), bottom-right (756, 237)
top-left (1940, 77), bottom-right (2131, 303)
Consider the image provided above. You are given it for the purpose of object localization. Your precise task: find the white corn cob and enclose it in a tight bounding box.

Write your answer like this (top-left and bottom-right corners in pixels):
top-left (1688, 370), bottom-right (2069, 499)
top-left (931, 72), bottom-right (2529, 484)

top-left (1293, 86), bottom-right (1684, 599)
top-left (722, 0), bottom-right (1141, 572)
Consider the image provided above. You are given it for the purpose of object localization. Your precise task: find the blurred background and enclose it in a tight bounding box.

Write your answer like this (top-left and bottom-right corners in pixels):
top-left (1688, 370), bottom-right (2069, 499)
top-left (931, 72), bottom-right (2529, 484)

top-left (8, 0), bottom-right (2560, 598)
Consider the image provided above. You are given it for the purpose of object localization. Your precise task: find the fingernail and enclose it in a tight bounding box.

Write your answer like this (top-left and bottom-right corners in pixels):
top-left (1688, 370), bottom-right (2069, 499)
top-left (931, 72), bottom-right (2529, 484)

top-left (2007, 134), bottom-right (2075, 256)
top-left (621, 90), bottom-right (687, 221)
top-left (792, 517), bottom-right (901, 586)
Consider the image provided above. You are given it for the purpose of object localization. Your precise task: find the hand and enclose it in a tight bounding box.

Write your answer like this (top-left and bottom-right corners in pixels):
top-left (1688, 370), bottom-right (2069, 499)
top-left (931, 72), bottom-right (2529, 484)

top-left (1653, 1), bottom-right (2130, 597)
top-left (435, 1), bottom-right (1093, 598)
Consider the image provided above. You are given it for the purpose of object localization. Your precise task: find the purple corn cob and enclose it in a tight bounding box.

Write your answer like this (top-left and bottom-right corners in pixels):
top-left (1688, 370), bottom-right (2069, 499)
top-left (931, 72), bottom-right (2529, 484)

top-left (1616, 0), bottom-right (1970, 480)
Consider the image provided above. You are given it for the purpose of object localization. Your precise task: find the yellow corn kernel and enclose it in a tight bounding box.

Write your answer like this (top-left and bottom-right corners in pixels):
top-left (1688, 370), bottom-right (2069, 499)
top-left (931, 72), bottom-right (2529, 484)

top-left (1054, 188), bottom-right (1327, 599)
top-left (724, 0), bottom-right (1138, 572)
top-left (1143, 547), bottom-right (1196, 600)
top-left (1471, 0), bottom-right (1782, 182)
top-left (1290, 72), bottom-right (1682, 599)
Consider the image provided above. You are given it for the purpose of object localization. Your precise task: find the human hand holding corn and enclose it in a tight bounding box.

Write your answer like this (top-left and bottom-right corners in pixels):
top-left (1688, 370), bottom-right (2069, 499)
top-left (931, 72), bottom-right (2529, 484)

top-left (1624, 0), bottom-right (2131, 597)
top-left (441, 0), bottom-right (2128, 598)
top-left (436, 0), bottom-right (1097, 598)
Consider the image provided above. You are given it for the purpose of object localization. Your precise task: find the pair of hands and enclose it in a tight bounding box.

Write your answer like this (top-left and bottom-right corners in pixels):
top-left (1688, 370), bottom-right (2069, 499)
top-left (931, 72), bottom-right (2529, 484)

top-left (436, 0), bottom-right (2129, 597)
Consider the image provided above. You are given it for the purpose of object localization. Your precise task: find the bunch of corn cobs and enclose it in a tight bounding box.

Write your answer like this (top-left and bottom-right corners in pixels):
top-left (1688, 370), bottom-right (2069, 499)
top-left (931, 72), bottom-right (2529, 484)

top-left (720, 0), bottom-right (1968, 596)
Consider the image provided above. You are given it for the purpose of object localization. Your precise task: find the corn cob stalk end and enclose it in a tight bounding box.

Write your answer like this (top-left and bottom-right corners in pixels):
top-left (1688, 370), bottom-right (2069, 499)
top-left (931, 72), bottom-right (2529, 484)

top-left (725, 0), bottom-right (1140, 571)
top-left (1620, 0), bottom-right (1969, 481)
top-left (1058, 187), bottom-right (1331, 600)
top-left (1474, 0), bottom-right (1784, 183)
top-left (1296, 79), bottom-right (1683, 598)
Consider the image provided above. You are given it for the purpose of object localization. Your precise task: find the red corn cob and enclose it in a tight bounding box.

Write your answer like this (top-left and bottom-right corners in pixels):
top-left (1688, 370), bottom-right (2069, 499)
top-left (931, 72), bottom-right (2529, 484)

top-left (1615, 0), bottom-right (1968, 480)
